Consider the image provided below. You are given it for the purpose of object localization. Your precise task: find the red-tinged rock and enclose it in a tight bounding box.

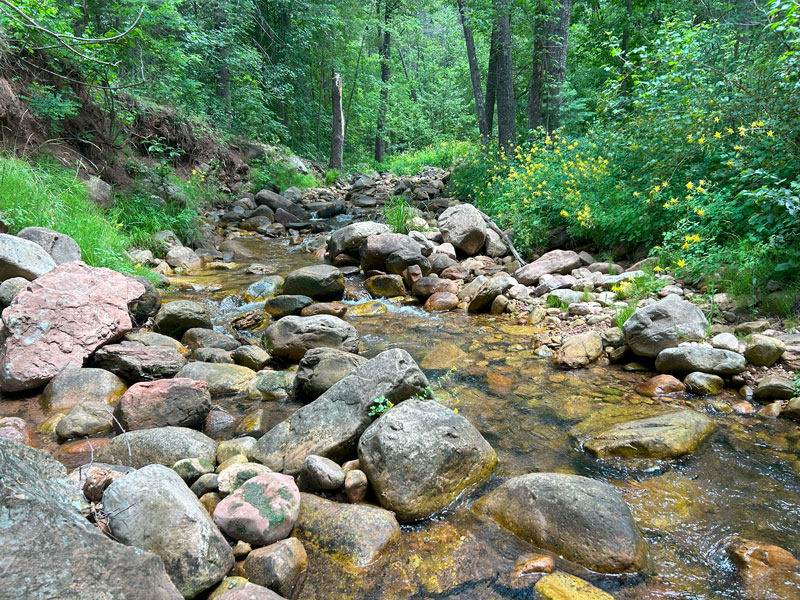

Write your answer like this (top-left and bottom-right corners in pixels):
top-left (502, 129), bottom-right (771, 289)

top-left (424, 291), bottom-right (460, 312)
top-left (0, 416), bottom-right (32, 445)
top-left (728, 537), bottom-right (800, 600)
top-left (113, 378), bottom-right (211, 431)
top-left (0, 262), bottom-right (144, 392)
top-left (732, 401), bottom-right (754, 414)
top-left (59, 437), bottom-right (111, 455)
top-left (635, 374), bottom-right (686, 397)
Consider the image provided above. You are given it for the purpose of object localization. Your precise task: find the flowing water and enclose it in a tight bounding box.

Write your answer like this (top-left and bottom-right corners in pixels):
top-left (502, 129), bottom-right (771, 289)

top-left (6, 233), bottom-right (800, 599)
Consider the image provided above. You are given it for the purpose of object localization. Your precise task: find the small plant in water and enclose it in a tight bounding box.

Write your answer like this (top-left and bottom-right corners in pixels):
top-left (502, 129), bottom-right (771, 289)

top-left (416, 366), bottom-right (460, 412)
top-left (368, 395), bottom-right (393, 416)
top-left (384, 196), bottom-right (413, 234)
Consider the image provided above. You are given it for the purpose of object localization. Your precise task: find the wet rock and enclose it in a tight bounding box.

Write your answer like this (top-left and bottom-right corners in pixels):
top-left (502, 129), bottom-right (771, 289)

top-left (104, 464), bottom-right (234, 597)
top-left (685, 372), bottom-right (725, 395)
top-left (344, 469), bottom-right (369, 503)
top-left (578, 409), bottom-right (715, 459)
top-left (438, 204), bottom-right (486, 255)
top-left (56, 401), bottom-right (114, 441)
top-left (94, 342), bottom-right (188, 381)
top-left (297, 454), bottom-right (345, 491)
top-left (154, 300), bottom-right (212, 339)
top-left (534, 572), bottom-right (614, 600)
top-left (744, 334), bottom-right (785, 367)
top-left (17, 226), bottom-right (81, 264)
top-left (294, 347), bottom-right (367, 402)
top-left (300, 302), bottom-right (348, 318)
top-left (655, 346), bottom-right (747, 375)
top-left (359, 233), bottom-right (422, 272)
top-left (623, 295), bottom-right (708, 357)
top-left (245, 276), bottom-right (284, 302)
top-left (97, 426), bottom-right (217, 468)
top-left (213, 473), bottom-right (300, 545)
top-left (346, 300), bottom-right (388, 316)
top-left (412, 276), bottom-right (459, 297)
top-left (173, 457), bottom-right (215, 483)
top-left (366, 274), bottom-right (406, 297)
top-left (253, 349), bottom-right (428, 474)
top-left (248, 369), bottom-right (295, 401)
top-left (283, 265), bottom-right (345, 301)
top-left (264, 315), bottom-right (359, 361)
top-left (244, 538), bottom-right (308, 597)
top-left (753, 374), bottom-right (795, 401)
top-left (551, 331), bottom-right (603, 369)
top-left (728, 537), bottom-right (800, 600)
top-left (183, 328), bottom-right (241, 351)
top-left (215, 582), bottom-right (286, 599)
top-left (264, 294), bottom-right (314, 318)
top-left (42, 367), bottom-right (127, 411)
top-left (359, 399), bottom-right (497, 522)
top-left (114, 378), bottom-right (211, 431)
top-left (473, 473), bottom-right (647, 573)
top-left (292, 492), bottom-right (401, 569)
top-left (233, 345), bottom-right (271, 371)
top-left (217, 437), bottom-right (258, 463)
top-left (177, 362), bottom-right (257, 395)
top-left (327, 222), bottom-right (390, 259)
top-left (195, 347), bottom-right (234, 363)
top-left (468, 277), bottom-right (514, 312)
top-left (0, 439), bottom-right (182, 600)
top-left (217, 462), bottom-right (274, 494)
top-left (424, 291), bottom-right (460, 312)
top-left (635, 374), bottom-right (686, 396)
top-left (513, 250), bottom-right (582, 286)
top-left (0, 232), bottom-right (56, 280)
top-left (0, 262), bottom-right (144, 392)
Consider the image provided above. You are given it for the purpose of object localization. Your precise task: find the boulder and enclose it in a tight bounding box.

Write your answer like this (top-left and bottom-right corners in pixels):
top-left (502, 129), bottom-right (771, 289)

top-left (744, 334), bottom-right (785, 367)
top-left (483, 228), bottom-right (508, 258)
top-left (104, 465), bottom-right (234, 597)
top-left (17, 226), bottom-right (81, 264)
top-left (0, 439), bottom-right (182, 600)
top-left (248, 370), bottom-right (295, 401)
top-left (244, 538), bottom-right (308, 597)
top-left (577, 409), bottom-right (716, 459)
top-left (711, 332), bottom-right (739, 352)
top-left (213, 473), bottom-right (300, 545)
top-left (684, 372), bottom-right (725, 395)
top-left (128, 275), bottom-right (162, 326)
top-left (252, 349), bottom-right (428, 474)
top-left (264, 295), bottom-right (314, 318)
top-left (327, 222), bottom-right (390, 258)
top-left (655, 346), bottom-right (747, 375)
top-left (125, 331), bottom-right (189, 354)
top-left (176, 362), bottom-right (258, 395)
top-left (264, 315), bottom-right (359, 362)
top-left (467, 277), bottom-right (514, 312)
top-left (753, 374), bottom-right (795, 401)
top-left (359, 233), bottom-right (422, 272)
top-left (93, 342), bottom-right (187, 381)
top-left (634, 374), bottom-right (686, 396)
top-left (534, 572), bottom-right (614, 600)
top-left (86, 176), bottom-right (112, 207)
top-left (215, 583), bottom-right (286, 600)
top-left (424, 291), bottom-right (459, 312)
top-left (411, 276), bottom-right (458, 298)
top-left (56, 401), bottom-right (114, 441)
top-left (513, 250), bottom-right (582, 285)
top-left (385, 249), bottom-right (430, 276)
top-left (0, 262), bottom-right (144, 392)
top-left (365, 274), bottom-right (406, 297)
top-left (473, 473), bottom-right (647, 573)
top-left (294, 347), bottom-right (367, 402)
top-left (282, 265), bottom-right (345, 301)
top-left (97, 426), bottom-right (217, 468)
top-left (0, 275), bottom-right (27, 306)
top-left (114, 378), bottom-right (211, 431)
top-left (245, 276), bottom-right (285, 302)
top-left (233, 345), bottom-right (271, 371)
top-left (622, 295), bottom-right (708, 357)
top-left (182, 328), bottom-right (240, 351)
top-left (166, 246), bottom-right (203, 271)
top-left (358, 399), bottom-right (497, 522)
top-left (292, 492), bottom-right (401, 569)
top-left (42, 367), bottom-right (127, 411)
top-left (154, 300), bottom-right (212, 339)
top-left (300, 302), bottom-right (348, 318)
top-left (297, 454), bottom-right (345, 491)
top-left (438, 204), bottom-right (486, 255)
top-left (551, 331), bottom-right (603, 369)
top-left (0, 232), bottom-right (56, 280)
top-left (217, 462), bottom-right (274, 494)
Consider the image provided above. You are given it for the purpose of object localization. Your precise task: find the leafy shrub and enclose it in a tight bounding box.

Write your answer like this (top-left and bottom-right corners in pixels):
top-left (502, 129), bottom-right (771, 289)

top-left (249, 158), bottom-right (318, 191)
top-left (378, 140), bottom-right (473, 176)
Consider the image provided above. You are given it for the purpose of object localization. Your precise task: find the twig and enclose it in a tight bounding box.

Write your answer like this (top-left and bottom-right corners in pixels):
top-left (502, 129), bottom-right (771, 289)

top-left (475, 208), bottom-right (527, 265)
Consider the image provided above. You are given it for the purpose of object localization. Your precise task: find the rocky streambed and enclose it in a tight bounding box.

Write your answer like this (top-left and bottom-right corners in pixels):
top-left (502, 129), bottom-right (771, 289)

top-left (1, 170), bottom-right (800, 600)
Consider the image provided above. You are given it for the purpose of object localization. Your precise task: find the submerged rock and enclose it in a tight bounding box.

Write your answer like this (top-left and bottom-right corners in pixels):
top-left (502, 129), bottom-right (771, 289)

top-left (728, 537), bottom-right (800, 600)
top-left (358, 399), bottom-right (497, 522)
top-left (534, 572), bottom-right (614, 600)
top-left (473, 472), bottom-right (647, 573)
top-left (551, 331), bottom-right (603, 369)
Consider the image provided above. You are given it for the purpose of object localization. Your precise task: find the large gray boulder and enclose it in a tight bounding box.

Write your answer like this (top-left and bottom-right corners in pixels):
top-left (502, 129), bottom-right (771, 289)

top-left (97, 426), bottom-right (217, 468)
top-left (623, 294), bottom-right (708, 357)
top-left (655, 346), bottom-right (747, 375)
top-left (358, 399), bottom-right (497, 522)
top-left (294, 347), bottom-right (367, 402)
top-left (513, 249), bottom-right (581, 286)
top-left (0, 232), bottom-right (56, 280)
top-left (473, 473), bottom-right (648, 573)
top-left (93, 342), bottom-right (187, 382)
top-left (264, 315), bottom-right (359, 362)
top-left (153, 300), bottom-right (212, 339)
top-left (359, 233), bottom-right (422, 272)
top-left (438, 204), bottom-right (487, 255)
top-left (327, 221), bottom-right (390, 259)
top-left (282, 265), bottom-right (345, 301)
top-left (0, 438), bottom-right (181, 600)
top-left (41, 367), bottom-right (127, 412)
top-left (104, 465), bottom-right (234, 597)
top-left (17, 226), bottom-right (81, 264)
top-left (252, 349), bottom-right (428, 474)
top-left (113, 378), bottom-right (211, 431)
top-left (177, 362), bottom-right (258, 395)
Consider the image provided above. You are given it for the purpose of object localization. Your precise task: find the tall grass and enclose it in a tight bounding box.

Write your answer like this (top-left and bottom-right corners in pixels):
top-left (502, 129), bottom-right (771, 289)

top-left (383, 196), bottom-right (414, 234)
top-left (377, 140), bottom-right (472, 176)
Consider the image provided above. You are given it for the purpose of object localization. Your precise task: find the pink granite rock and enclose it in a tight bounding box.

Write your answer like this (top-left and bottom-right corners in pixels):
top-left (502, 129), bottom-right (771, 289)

top-left (113, 378), bottom-right (211, 431)
top-left (213, 473), bottom-right (300, 546)
top-left (0, 262), bottom-right (144, 392)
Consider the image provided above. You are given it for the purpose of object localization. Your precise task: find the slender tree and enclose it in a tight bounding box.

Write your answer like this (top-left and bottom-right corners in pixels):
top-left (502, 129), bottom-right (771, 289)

top-left (456, 0), bottom-right (488, 139)
top-left (485, 22), bottom-right (499, 135)
top-left (375, 0), bottom-right (393, 163)
top-left (495, 0), bottom-right (515, 150)
top-left (330, 72), bottom-right (344, 169)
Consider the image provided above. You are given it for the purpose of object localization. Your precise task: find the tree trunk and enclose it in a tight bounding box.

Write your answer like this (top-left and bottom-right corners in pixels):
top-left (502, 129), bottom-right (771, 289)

top-left (495, 0), bottom-right (515, 150)
top-left (528, 0), bottom-right (572, 133)
top-left (456, 0), bottom-right (488, 139)
top-left (375, 2), bottom-right (392, 164)
top-left (485, 22), bottom-right (499, 136)
top-left (214, 5), bottom-right (231, 120)
top-left (330, 72), bottom-right (344, 170)
top-left (397, 47), bottom-right (418, 102)
top-left (345, 23), bottom-right (368, 136)
top-left (526, 32), bottom-right (545, 131)
top-left (620, 0), bottom-right (632, 93)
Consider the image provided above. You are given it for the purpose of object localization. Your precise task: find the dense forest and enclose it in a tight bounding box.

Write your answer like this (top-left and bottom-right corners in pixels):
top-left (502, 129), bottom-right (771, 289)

top-left (1, 0), bottom-right (799, 300)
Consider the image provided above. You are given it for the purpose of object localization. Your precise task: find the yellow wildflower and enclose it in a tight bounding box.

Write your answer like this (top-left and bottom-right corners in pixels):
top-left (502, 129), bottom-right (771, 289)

top-left (560, 210), bottom-right (569, 217)
top-left (653, 266), bottom-right (662, 272)
top-left (677, 259), bottom-right (686, 268)
top-left (767, 130), bottom-right (774, 137)
top-left (686, 182), bottom-right (694, 190)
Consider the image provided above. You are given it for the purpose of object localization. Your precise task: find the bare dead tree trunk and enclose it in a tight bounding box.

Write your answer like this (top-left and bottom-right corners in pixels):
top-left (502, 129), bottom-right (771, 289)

top-left (495, 0), bottom-right (515, 150)
top-left (456, 0), bottom-right (488, 139)
top-left (330, 72), bottom-right (344, 170)
top-left (485, 22), bottom-right (499, 136)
